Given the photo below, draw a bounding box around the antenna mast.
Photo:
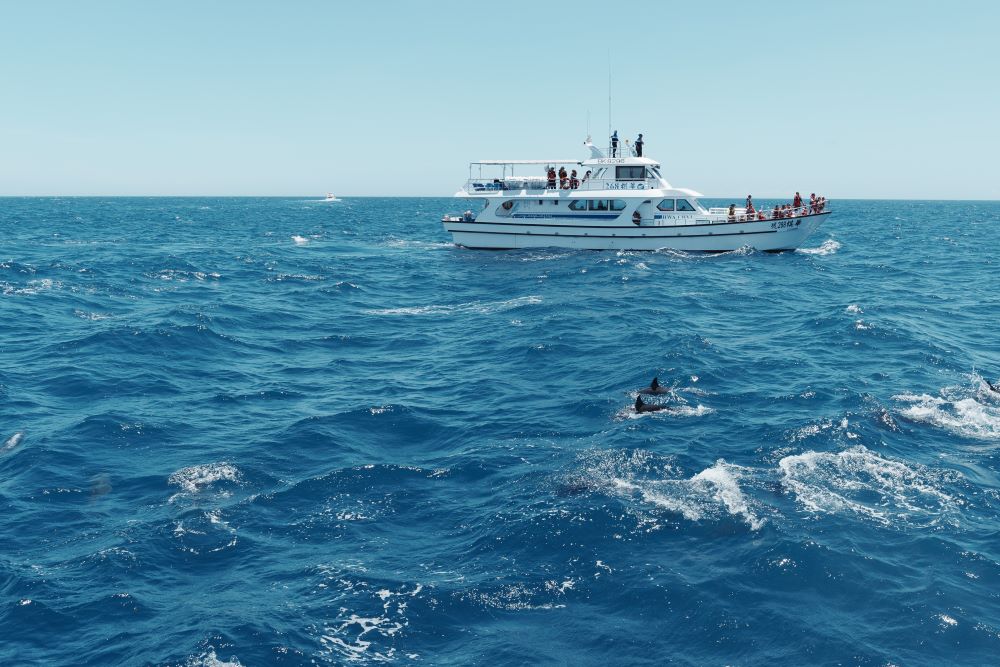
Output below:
[607,52,612,141]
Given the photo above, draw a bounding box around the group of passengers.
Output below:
[728,193,827,221]
[546,166,588,190]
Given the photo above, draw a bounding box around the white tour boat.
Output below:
[324,193,338,201]
[442,139,829,251]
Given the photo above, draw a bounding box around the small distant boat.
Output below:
[324,193,339,201]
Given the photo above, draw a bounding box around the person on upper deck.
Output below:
[570,169,579,189]
[773,205,782,219]
[611,131,619,157]
[745,195,755,215]
[547,167,557,189]
[809,193,817,213]
[793,192,802,209]
[558,166,568,188]
[635,134,644,157]
[582,170,592,183]
[728,204,736,222]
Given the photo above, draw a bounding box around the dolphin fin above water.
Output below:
[638,376,670,395]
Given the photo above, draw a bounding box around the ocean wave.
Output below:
[893,374,1000,440]
[613,460,765,530]
[576,451,764,530]
[146,269,221,282]
[184,649,243,667]
[313,567,423,664]
[172,508,238,554]
[797,239,841,255]
[366,295,541,316]
[778,445,961,526]
[168,462,241,501]
[1,278,59,296]
[463,582,568,611]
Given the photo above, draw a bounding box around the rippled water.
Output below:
[1,197,999,665]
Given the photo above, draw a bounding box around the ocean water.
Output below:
[1,196,999,666]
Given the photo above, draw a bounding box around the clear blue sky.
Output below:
[2,0,998,198]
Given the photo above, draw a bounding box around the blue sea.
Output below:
[2,197,999,666]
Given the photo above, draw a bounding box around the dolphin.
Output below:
[638,376,671,395]
[635,395,667,413]
[987,379,1000,394]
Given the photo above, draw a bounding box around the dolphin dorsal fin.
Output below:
[651,377,659,390]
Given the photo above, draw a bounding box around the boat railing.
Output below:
[606,142,639,158]
[465,177,658,193]
[705,204,825,221]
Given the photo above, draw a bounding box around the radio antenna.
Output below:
[607,51,612,141]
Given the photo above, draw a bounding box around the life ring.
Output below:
[502,200,514,211]
[632,211,642,225]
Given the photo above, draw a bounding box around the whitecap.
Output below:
[366,295,541,316]
[1,278,58,296]
[184,649,243,667]
[797,239,841,255]
[583,453,764,530]
[845,304,863,314]
[292,235,309,245]
[778,445,960,526]
[613,460,764,529]
[73,309,111,321]
[894,382,1000,441]
[2,432,23,452]
[168,462,241,500]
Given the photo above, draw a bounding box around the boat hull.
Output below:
[443,212,829,251]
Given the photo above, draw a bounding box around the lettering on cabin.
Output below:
[770,220,796,229]
[596,158,627,164]
[607,182,646,190]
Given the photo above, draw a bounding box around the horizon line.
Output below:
[2,195,1000,202]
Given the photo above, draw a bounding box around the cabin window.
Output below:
[676,199,695,211]
[657,199,675,211]
[569,200,588,211]
[588,200,609,211]
[610,200,627,211]
[615,166,646,180]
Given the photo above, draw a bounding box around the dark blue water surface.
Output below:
[1,197,999,666]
